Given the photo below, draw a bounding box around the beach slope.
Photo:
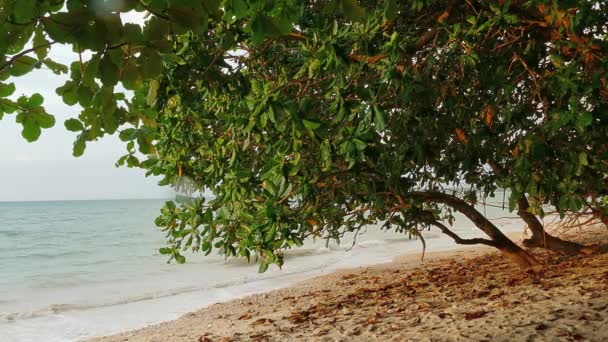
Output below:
[90,229,608,342]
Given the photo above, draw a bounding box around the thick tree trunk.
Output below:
[517,198,595,255]
[487,161,595,255]
[415,192,541,270]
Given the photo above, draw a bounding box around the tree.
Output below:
[1,0,606,271]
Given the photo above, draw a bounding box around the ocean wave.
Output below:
[11,250,86,259]
[0,232,444,324]
[283,247,333,258]
[280,235,441,257]
[0,230,20,238]
[354,239,393,248]
[352,234,440,248]
[0,260,334,323]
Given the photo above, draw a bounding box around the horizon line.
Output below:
[0,196,175,204]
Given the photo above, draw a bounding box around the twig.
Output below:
[0,41,56,72]
[430,220,497,247]
[137,0,170,20]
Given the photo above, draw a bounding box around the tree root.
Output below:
[522,234,598,255]
[517,197,598,255]
[498,246,542,272]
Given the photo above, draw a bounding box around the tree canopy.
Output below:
[1,0,607,271]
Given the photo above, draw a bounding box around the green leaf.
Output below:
[121,62,140,89]
[77,87,94,107]
[576,112,593,131]
[147,80,159,106]
[21,119,41,142]
[321,139,332,171]
[503,14,519,24]
[100,54,119,86]
[259,111,268,128]
[383,0,398,21]
[302,119,321,131]
[167,0,209,31]
[258,261,269,273]
[13,0,37,22]
[174,253,186,264]
[65,118,84,132]
[340,0,365,20]
[248,14,292,44]
[119,128,137,141]
[28,94,44,108]
[159,247,172,255]
[101,13,124,44]
[73,134,87,157]
[56,81,79,106]
[10,56,38,77]
[17,109,55,142]
[373,105,386,131]
[578,152,589,166]
[143,17,170,49]
[249,15,268,44]
[42,59,68,74]
[226,0,249,18]
[0,83,16,98]
[79,55,99,86]
[36,111,55,129]
[140,48,163,79]
[123,23,143,43]
[33,27,49,60]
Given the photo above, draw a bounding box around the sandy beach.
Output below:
[90,228,608,342]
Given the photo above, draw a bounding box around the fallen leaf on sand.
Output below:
[249,332,270,340]
[251,318,274,326]
[288,312,308,324]
[237,313,252,320]
[463,310,487,320]
[314,329,329,336]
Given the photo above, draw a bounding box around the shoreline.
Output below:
[4,221,520,342]
[89,228,608,341]
[88,247,492,342]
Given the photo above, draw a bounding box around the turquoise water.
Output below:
[0,200,167,292]
[0,198,523,341]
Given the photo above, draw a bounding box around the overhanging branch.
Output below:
[0,41,56,73]
[411,191,522,247]
[430,220,497,247]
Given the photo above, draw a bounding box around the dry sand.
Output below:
[90,228,608,342]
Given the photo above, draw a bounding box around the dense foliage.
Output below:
[2,0,607,270]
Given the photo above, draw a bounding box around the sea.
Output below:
[0,198,524,341]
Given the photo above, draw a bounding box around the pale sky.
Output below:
[0,14,173,202]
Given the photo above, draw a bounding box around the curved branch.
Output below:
[430,220,497,247]
[0,41,56,73]
[488,159,596,255]
[411,191,541,269]
[137,0,171,20]
[517,196,595,255]
[0,98,27,112]
[413,191,513,243]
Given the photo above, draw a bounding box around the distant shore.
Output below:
[89,227,608,342]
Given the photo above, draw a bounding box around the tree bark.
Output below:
[517,197,595,255]
[429,220,498,248]
[415,191,541,270]
[487,161,595,255]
